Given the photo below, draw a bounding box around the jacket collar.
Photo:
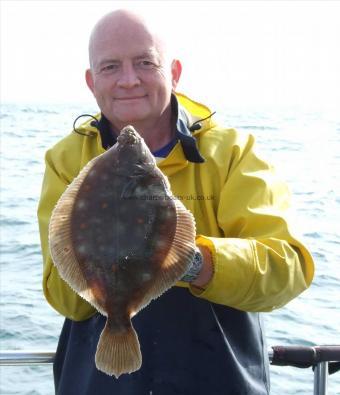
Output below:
[95,94,205,163]
[173,95,205,163]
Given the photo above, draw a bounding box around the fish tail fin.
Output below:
[95,320,142,378]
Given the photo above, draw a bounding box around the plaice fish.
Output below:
[49,125,196,377]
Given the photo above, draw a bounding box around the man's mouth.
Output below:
[114,96,146,101]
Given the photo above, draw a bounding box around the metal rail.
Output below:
[314,362,329,395]
[269,345,340,395]
[0,350,55,366]
[1,346,339,395]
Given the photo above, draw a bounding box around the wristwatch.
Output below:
[181,247,204,283]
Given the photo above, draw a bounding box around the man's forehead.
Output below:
[93,46,161,65]
[88,11,171,69]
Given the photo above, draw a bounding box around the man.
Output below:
[38,9,314,395]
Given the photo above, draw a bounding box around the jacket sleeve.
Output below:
[37,147,96,321]
[191,133,314,312]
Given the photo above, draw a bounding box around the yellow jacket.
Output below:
[37,93,314,321]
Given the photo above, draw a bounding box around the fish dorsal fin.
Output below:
[48,156,106,312]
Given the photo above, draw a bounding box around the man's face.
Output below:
[86,20,181,130]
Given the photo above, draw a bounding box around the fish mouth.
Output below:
[117,125,141,145]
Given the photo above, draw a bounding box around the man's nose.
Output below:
[117,63,141,88]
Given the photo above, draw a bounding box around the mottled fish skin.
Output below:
[71,128,177,322]
[49,125,196,377]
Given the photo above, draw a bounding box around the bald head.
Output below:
[88,10,169,70]
[85,9,182,138]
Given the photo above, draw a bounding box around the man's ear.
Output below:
[171,59,182,90]
[85,69,95,93]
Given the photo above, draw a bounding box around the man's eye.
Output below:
[137,60,156,69]
[101,64,119,73]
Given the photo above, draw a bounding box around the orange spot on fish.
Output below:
[80,223,87,229]
[101,202,108,209]
[90,281,105,304]
[136,217,144,224]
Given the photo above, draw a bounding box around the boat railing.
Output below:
[269,345,340,395]
[1,345,340,395]
[0,350,55,366]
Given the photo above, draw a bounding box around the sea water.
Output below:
[0,102,339,395]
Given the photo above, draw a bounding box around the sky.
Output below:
[1,0,340,110]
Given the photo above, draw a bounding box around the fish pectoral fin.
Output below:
[95,318,142,378]
[120,178,139,199]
